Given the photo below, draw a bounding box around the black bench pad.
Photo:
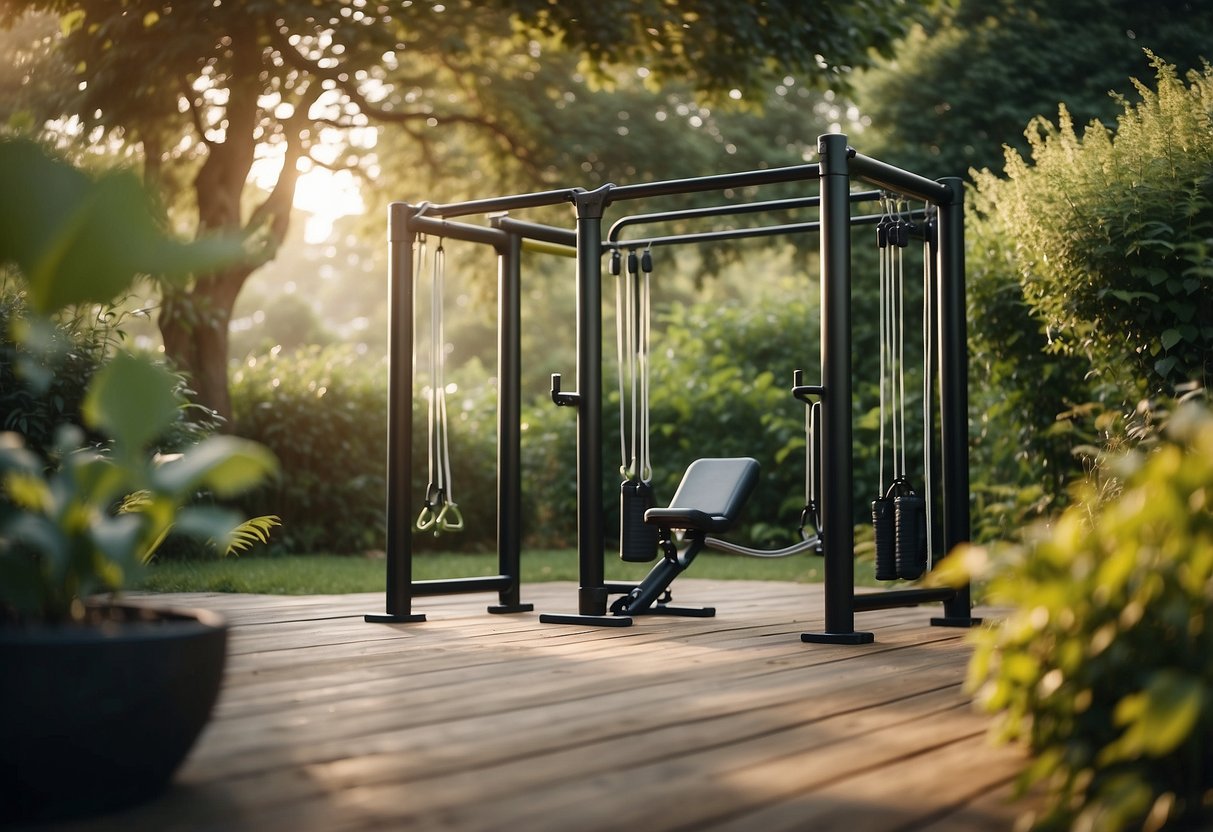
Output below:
[644,457,760,533]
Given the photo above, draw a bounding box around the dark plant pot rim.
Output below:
[0,600,229,823]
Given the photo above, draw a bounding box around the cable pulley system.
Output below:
[614,245,661,562]
[871,195,929,581]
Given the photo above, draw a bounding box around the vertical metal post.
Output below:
[539,186,630,626]
[367,202,426,623]
[489,232,534,614]
[932,177,981,627]
[923,227,945,559]
[803,134,873,644]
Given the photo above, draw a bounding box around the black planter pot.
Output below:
[0,603,228,823]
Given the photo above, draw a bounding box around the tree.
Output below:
[854,0,1213,179]
[2,0,925,421]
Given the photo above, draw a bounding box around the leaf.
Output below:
[1161,328,1182,350]
[82,352,182,452]
[149,435,278,498]
[223,515,282,555]
[1107,670,1205,759]
[60,9,85,36]
[0,140,243,315]
[172,505,244,546]
[1155,355,1178,377]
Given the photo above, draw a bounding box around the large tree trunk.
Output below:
[159,266,252,425]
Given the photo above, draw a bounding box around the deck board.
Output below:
[45,580,1032,831]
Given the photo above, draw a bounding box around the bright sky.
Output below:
[251,156,366,244]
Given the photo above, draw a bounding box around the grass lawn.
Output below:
[136,548,886,595]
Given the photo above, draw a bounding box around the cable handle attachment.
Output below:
[791,369,824,405]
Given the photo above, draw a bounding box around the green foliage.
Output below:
[2,0,925,421]
[856,0,1213,179]
[0,137,274,624]
[960,57,1213,535]
[0,288,223,475]
[972,57,1213,399]
[522,281,825,550]
[950,403,1213,830]
[0,140,237,314]
[228,344,499,554]
[506,0,926,98]
[222,515,281,555]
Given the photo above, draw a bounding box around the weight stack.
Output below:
[894,492,928,580]
[872,496,897,581]
[620,479,659,562]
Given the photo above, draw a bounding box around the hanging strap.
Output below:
[416,239,463,534]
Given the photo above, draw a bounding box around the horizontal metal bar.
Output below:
[609,163,820,204]
[409,214,510,247]
[523,239,577,258]
[427,188,578,219]
[410,575,513,596]
[608,190,882,242]
[852,587,957,612]
[612,209,920,250]
[492,216,577,248]
[850,152,953,205]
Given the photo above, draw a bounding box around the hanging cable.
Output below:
[639,245,653,483]
[618,246,659,562]
[873,197,898,581]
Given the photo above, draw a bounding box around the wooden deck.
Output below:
[53,581,1032,831]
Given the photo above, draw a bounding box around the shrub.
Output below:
[971,55,1213,402]
[228,344,498,554]
[957,402,1213,831]
[965,56,1213,534]
[1,286,219,461]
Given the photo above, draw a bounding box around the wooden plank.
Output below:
[50,582,1020,832]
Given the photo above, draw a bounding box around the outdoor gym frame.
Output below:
[365,133,978,642]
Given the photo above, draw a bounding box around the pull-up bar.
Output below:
[606,190,883,243]
[609,209,928,251]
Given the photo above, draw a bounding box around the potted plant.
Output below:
[0,138,277,823]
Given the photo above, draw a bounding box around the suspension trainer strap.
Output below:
[417,238,463,534]
[613,249,628,474]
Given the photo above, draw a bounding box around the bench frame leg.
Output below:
[609,532,715,618]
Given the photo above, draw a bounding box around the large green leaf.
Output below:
[150,435,278,498]
[0,139,243,315]
[82,352,182,452]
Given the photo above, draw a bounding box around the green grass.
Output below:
[135,548,880,595]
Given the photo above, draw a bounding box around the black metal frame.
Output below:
[365,133,979,642]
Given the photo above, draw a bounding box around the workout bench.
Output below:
[610,457,760,617]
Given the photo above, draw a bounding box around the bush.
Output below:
[1,286,219,459]
[957,401,1213,831]
[965,56,1213,534]
[229,344,498,554]
[971,55,1213,402]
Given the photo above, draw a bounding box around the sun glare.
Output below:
[293,167,366,243]
[251,156,366,244]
